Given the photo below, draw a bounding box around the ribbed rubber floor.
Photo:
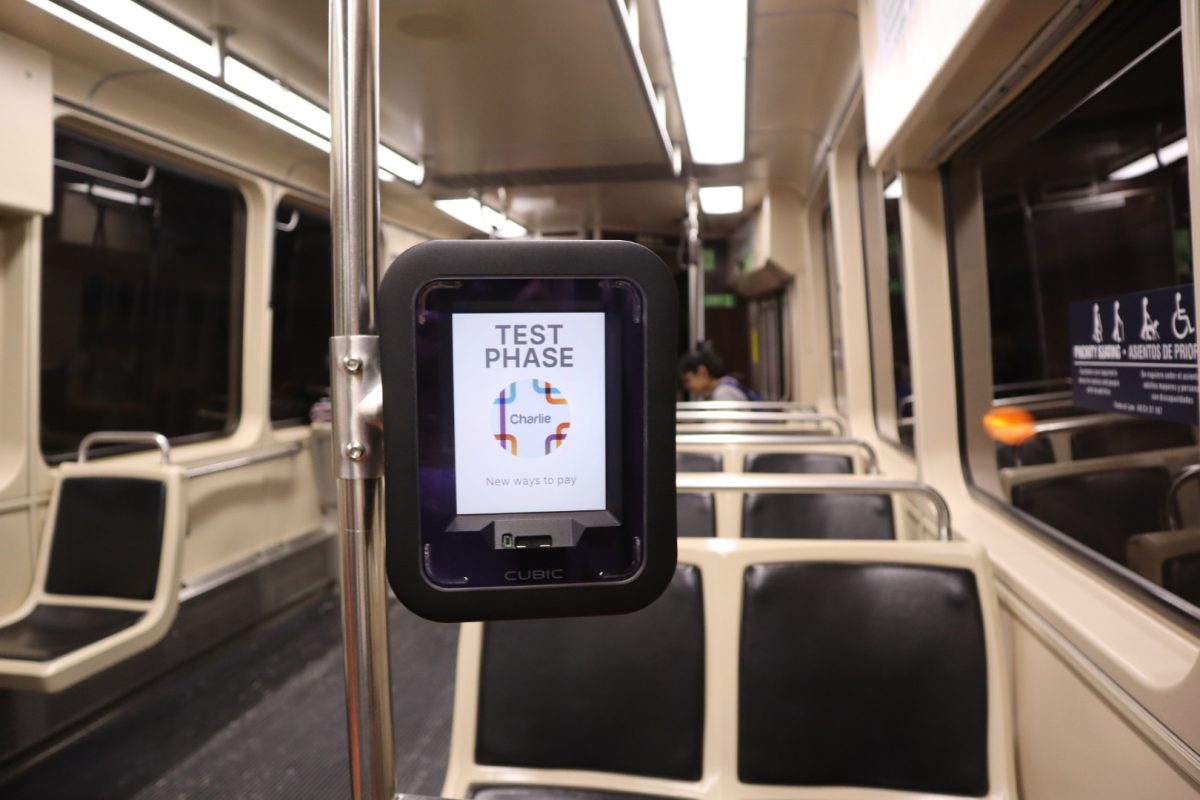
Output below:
[0,592,458,799]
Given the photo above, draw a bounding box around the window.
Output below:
[41,129,245,459]
[271,201,332,425]
[748,293,788,400]
[859,152,916,451]
[948,0,1198,616]
[820,204,847,414]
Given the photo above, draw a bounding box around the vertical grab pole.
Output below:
[328,1,395,800]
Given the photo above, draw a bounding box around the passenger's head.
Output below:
[678,347,726,396]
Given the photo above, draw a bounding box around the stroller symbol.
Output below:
[1172,291,1195,339]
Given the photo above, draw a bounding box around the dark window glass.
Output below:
[270,202,332,424]
[41,129,245,458]
[882,173,914,449]
[949,0,1197,616]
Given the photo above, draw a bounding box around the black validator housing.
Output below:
[378,240,678,622]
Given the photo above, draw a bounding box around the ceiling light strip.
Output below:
[658,0,748,165]
[26,0,423,184]
[435,198,528,238]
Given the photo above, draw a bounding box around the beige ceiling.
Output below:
[6,0,863,240]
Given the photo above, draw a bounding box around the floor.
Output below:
[0,591,459,799]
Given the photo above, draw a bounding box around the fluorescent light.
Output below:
[25,0,425,186]
[1108,137,1188,181]
[659,0,748,165]
[1159,137,1188,166]
[72,0,219,76]
[435,198,527,238]
[378,146,425,185]
[883,178,902,200]
[698,185,743,215]
[223,58,331,137]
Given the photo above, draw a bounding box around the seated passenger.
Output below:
[678,346,760,401]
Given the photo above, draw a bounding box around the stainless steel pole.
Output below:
[328,1,395,799]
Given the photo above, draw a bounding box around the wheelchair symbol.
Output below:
[1172,291,1195,339]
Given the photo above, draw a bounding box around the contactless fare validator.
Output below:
[379,240,677,622]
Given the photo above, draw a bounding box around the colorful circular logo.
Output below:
[491,379,571,458]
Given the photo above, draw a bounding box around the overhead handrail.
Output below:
[1167,464,1200,529]
[79,431,171,465]
[676,433,879,474]
[676,400,817,413]
[675,473,952,541]
[54,158,156,190]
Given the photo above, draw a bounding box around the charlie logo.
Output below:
[492,378,571,458]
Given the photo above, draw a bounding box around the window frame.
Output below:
[942,2,1200,628]
[819,202,848,416]
[857,146,916,455]
[39,120,250,464]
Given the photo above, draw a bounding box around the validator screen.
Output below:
[451,312,607,515]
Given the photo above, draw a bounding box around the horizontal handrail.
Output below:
[184,444,304,478]
[1168,464,1200,529]
[992,390,1074,408]
[675,473,951,541]
[55,158,156,190]
[677,410,846,434]
[79,431,171,465]
[677,401,817,413]
[676,434,879,474]
[676,419,845,437]
[1033,412,1132,435]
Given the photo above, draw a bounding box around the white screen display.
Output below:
[452,312,607,515]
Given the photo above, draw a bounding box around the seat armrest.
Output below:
[1126,529,1200,585]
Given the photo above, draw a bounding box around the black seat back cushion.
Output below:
[739,562,988,795]
[45,477,167,600]
[1011,467,1170,566]
[676,452,722,472]
[1070,419,1196,460]
[743,493,895,539]
[476,565,704,780]
[676,493,715,537]
[1163,551,1200,608]
[470,787,672,800]
[743,452,852,474]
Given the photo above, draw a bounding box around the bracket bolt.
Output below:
[342,355,363,374]
[345,441,367,461]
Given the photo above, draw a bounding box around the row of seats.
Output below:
[676,450,896,541]
[445,539,1014,800]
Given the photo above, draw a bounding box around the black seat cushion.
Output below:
[744,452,852,474]
[1164,551,1200,608]
[477,565,704,780]
[1011,467,1170,566]
[0,605,144,661]
[676,452,722,472]
[45,477,167,600]
[739,562,988,795]
[1070,420,1196,460]
[471,787,674,800]
[743,494,895,539]
[676,493,715,537]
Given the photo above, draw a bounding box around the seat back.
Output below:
[743,452,852,474]
[676,493,716,537]
[738,557,989,794]
[1011,466,1170,565]
[474,565,705,781]
[44,476,169,600]
[676,452,722,472]
[742,493,895,539]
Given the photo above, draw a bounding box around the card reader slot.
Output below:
[514,535,553,549]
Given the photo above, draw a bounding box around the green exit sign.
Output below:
[704,293,737,308]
